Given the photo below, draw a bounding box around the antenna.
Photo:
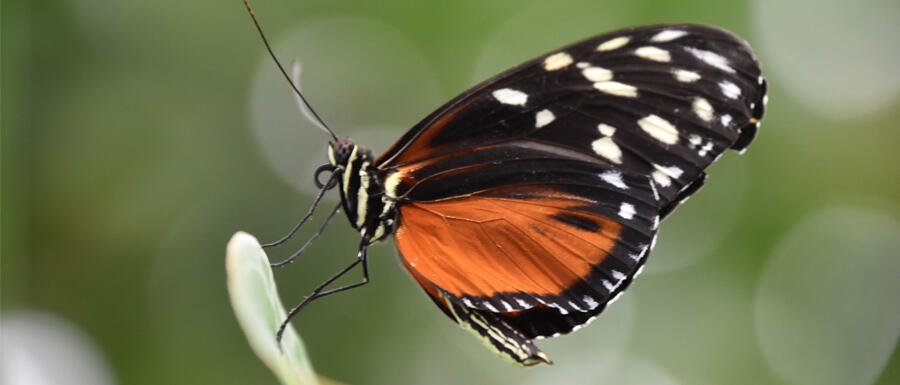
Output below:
[290,61,333,135]
[242,0,339,141]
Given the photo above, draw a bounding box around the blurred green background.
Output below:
[3,0,899,384]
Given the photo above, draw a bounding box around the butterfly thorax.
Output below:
[328,138,396,243]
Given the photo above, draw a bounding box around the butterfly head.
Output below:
[326,138,372,184]
[327,138,355,169]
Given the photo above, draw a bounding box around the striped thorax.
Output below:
[329,138,396,243]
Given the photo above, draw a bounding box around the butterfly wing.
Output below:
[394,182,655,365]
[377,24,766,212]
[401,252,552,366]
[381,24,767,364]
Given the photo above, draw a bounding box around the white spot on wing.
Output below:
[550,303,569,315]
[581,66,613,82]
[635,46,671,62]
[693,97,714,122]
[673,68,701,82]
[648,178,660,201]
[483,302,499,312]
[719,80,742,99]
[500,300,513,311]
[597,36,630,51]
[568,301,583,311]
[583,296,599,310]
[689,134,702,148]
[594,81,638,97]
[651,29,688,42]
[618,202,636,219]
[638,114,679,144]
[492,88,528,106]
[684,46,735,73]
[515,298,529,307]
[462,298,474,307]
[720,114,733,126]
[592,137,622,163]
[535,109,555,128]
[652,170,672,187]
[629,244,649,261]
[599,170,629,189]
[543,52,574,71]
[654,163,684,179]
[602,280,615,291]
[592,123,622,163]
[598,123,616,137]
[699,142,714,157]
[611,270,626,281]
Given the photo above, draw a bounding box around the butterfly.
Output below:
[244,1,767,367]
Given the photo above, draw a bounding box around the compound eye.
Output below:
[330,138,357,165]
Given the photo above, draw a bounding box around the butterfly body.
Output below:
[328,139,395,243]
[302,23,767,366]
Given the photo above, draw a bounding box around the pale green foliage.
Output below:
[226,232,320,385]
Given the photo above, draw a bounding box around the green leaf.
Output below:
[226,231,320,385]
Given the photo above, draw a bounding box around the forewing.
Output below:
[377,24,767,213]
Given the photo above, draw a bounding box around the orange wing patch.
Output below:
[376,98,476,167]
[395,191,623,312]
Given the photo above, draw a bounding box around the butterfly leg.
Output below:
[263,170,340,250]
[276,239,371,345]
[270,202,342,267]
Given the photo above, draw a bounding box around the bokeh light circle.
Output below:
[753,0,900,118]
[472,0,633,83]
[1,311,115,385]
[755,205,900,385]
[607,356,681,385]
[249,17,441,197]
